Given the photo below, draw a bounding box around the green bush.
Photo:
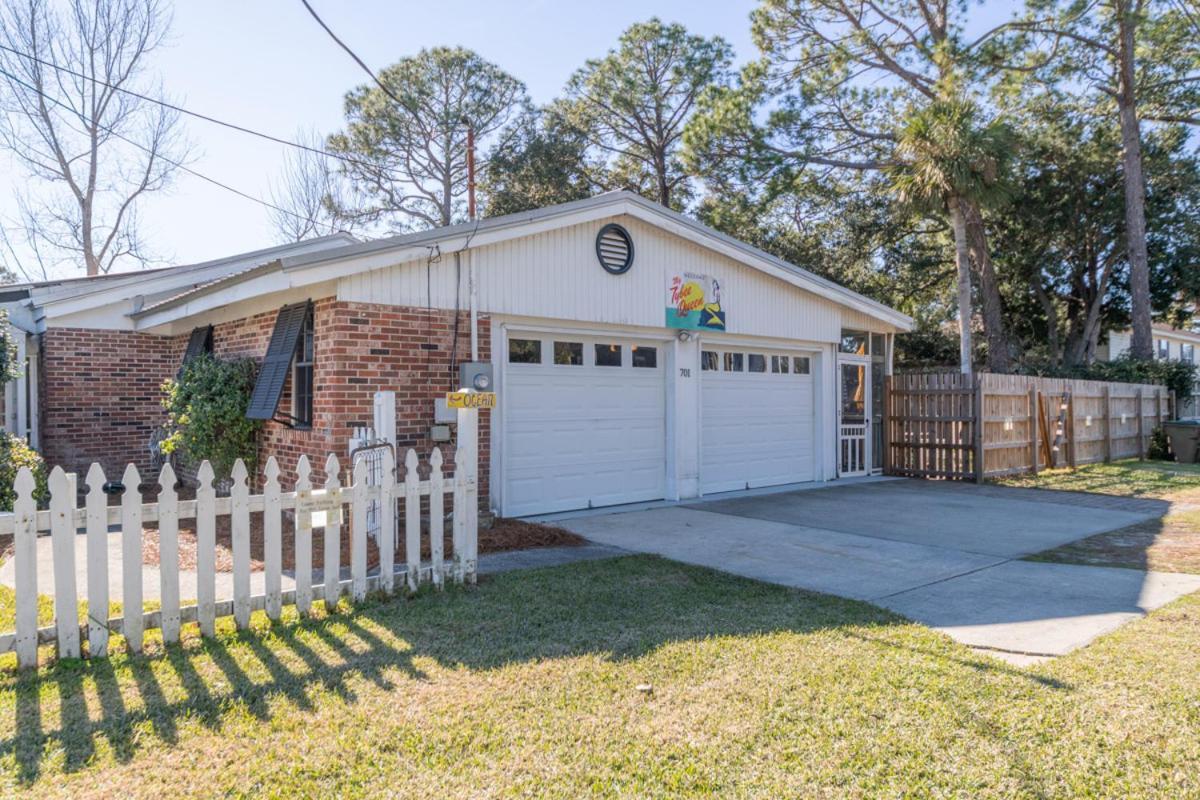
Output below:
[1147,426,1173,461]
[160,354,262,480]
[0,308,23,385]
[1020,354,1198,401]
[0,432,48,511]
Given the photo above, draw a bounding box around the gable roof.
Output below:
[5,233,357,332]
[131,192,912,331]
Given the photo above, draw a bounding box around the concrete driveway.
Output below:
[554,479,1200,663]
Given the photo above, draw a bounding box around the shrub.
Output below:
[0,432,48,511]
[1147,426,1173,461]
[1020,353,1198,401]
[0,308,23,385]
[160,354,262,480]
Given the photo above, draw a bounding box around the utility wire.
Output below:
[297,0,417,114]
[0,41,379,172]
[0,65,336,231]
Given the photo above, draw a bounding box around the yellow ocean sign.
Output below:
[446,391,497,409]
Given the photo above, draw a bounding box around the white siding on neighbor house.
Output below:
[338,216,895,343]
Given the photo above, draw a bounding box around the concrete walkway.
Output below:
[0,529,627,604]
[555,479,1200,664]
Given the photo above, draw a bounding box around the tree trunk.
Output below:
[1116,4,1153,360]
[655,148,670,208]
[963,201,1011,372]
[1032,276,1062,364]
[947,196,974,374]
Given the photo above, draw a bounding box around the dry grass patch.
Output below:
[1027,511,1200,574]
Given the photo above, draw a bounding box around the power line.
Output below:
[0,41,378,172]
[0,65,336,232]
[297,0,417,114]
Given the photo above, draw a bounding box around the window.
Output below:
[701,351,719,371]
[1157,339,1170,360]
[871,333,886,360]
[595,343,622,366]
[292,308,314,428]
[771,355,789,374]
[793,356,811,375]
[748,354,766,373]
[1184,344,1196,364]
[509,339,541,364]
[554,341,582,365]
[631,345,657,368]
[724,352,743,372]
[839,330,868,355]
[247,301,312,424]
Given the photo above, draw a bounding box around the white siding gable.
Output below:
[338,216,891,342]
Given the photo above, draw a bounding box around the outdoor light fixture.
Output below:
[677,330,692,343]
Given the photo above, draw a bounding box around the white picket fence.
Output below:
[0,445,478,669]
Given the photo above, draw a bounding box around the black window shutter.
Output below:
[246,301,311,421]
[181,325,213,366]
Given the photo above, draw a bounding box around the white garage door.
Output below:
[503,333,667,516]
[701,349,816,494]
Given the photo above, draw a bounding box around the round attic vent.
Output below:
[595,223,634,274]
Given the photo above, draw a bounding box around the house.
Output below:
[0,191,912,517]
[1099,323,1200,418]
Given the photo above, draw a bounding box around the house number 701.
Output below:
[679,368,691,378]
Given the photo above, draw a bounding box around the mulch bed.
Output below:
[139,514,586,572]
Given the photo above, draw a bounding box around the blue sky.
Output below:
[3,0,1020,278]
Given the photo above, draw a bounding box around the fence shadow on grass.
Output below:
[0,554,1075,785]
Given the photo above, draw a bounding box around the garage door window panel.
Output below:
[748,354,766,373]
[632,346,657,368]
[509,339,542,364]
[554,341,583,366]
[724,352,743,372]
[793,356,810,375]
[595,344,622,366]
[771,355,789,374]
[701,351,718,371]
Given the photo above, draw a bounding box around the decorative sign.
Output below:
[446,391,497,410]
[666,272,725,331]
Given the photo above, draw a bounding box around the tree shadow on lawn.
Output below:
[0,554,1072,785]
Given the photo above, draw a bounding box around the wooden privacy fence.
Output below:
[0,446,478,670]
[886,372,1171,481]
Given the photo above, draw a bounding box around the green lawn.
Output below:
[998,458,1200,499]
[2,555,1199,798]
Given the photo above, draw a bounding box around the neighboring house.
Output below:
[0,191,911,518]
[1098,323,1200,418]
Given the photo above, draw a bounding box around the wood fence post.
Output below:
[1169,390,1177,422]
[1102,385,1112,463]
[973,377,985,483]
[1136,389,1145,459]
[883,375,892,474]
[1029,386,1039,475]
[1067,392,1077,469]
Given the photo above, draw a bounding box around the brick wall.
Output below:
[36,300,492,506]
[210,300,491,503]
[39,327,185,477]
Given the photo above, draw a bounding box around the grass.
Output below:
[998,458,1200,499]
[999,459,1200,575]
[2,555,1200,798]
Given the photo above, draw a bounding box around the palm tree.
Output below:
[892,99,1013,375]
